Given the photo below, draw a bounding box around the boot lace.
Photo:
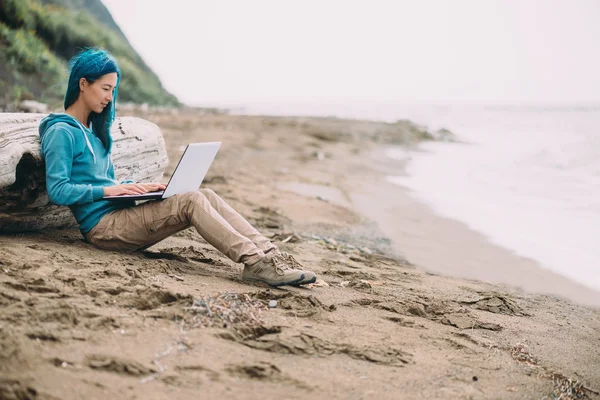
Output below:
[271,255,290,275]
[281,252,305,270]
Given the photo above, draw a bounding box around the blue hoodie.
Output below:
[39,113,135,234]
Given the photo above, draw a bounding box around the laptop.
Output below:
[103,142,221,201]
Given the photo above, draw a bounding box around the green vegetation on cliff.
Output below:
[0,0,179,108]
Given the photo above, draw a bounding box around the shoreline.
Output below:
[346,145,600,308]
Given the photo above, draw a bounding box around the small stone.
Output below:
[268,300,278,308]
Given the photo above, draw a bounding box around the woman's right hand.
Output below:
[103,183,165,196]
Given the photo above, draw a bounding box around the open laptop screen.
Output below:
[103,142,221,201]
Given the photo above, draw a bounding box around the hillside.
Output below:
[0,0,179,109]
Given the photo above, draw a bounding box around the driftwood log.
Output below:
[0,113,168,233]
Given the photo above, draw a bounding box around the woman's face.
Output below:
[80,73,118,114]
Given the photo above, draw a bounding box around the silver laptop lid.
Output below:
[162,142,221,198]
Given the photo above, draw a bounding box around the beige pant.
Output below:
[85,189,276,265]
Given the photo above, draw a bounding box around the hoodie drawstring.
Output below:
[73,120,97,165]
[82,133,97,165]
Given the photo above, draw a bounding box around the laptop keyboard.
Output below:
[104,191,164,199]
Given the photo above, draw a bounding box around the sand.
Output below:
[0,111,598,400]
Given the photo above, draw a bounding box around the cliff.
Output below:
[0,0,179,109]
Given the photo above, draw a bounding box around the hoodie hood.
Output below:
[39,113,97,164]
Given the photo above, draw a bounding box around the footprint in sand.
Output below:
[3,278,60,294]
[161,364,220,387]
[251,290,336,318]
[226,362,310,390]
[124,288,191,311]
[86,354,156,376]
[217,326,412,367]
[459,292,530,317]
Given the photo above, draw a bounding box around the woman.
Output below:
[39,48,316,287]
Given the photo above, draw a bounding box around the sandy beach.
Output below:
[1,110,599,399]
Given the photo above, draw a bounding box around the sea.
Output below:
[237,102,600,292]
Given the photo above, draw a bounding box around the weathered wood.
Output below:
[0,113,168,233]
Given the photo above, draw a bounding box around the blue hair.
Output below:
[64,48,120,153]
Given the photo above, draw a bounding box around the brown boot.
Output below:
[242,256,310,287]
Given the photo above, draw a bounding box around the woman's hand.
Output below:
[139,183,166,192]
[104,183,166,196]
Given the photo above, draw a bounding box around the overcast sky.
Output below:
[102,0,600,106]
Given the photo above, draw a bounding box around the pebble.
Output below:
[268,300,278,308]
